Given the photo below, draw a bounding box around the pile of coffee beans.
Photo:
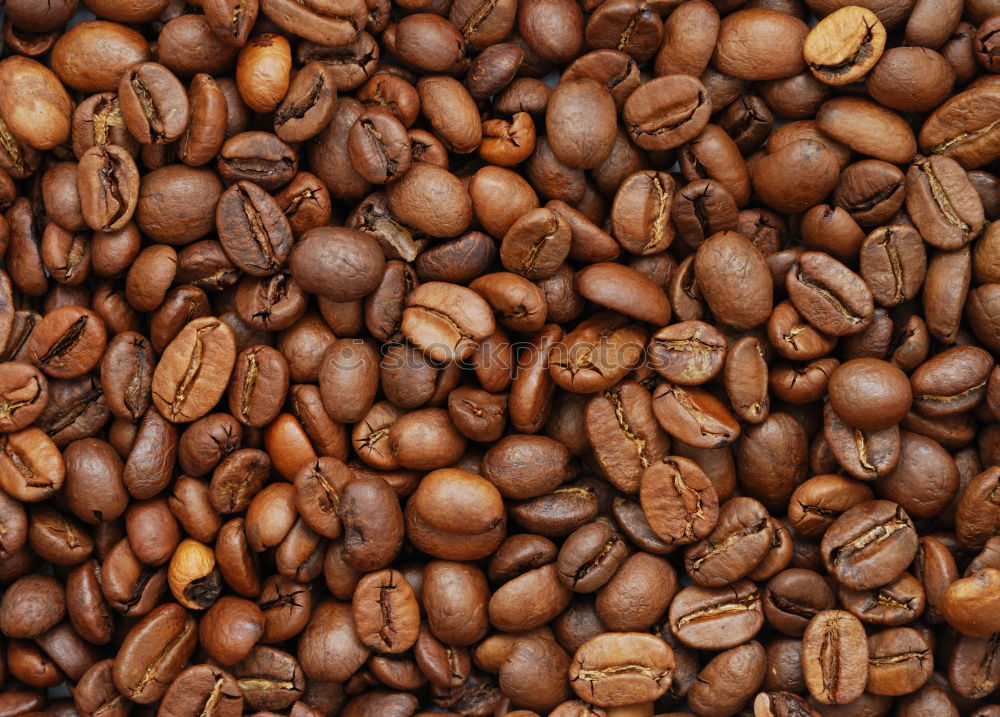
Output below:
[1,0,1000,714]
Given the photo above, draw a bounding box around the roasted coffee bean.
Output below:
[6,1,1000,714]
[651,381,740,449]
[838,570,926,627]
[788,251,874,337]
[584,381,670,494]
[803,6,886,86]
[351,569,420,653]
[905,154,985,250]
[821,500,919,590]
[159,664,243,717]
[153,317,237,424]
[119,63,190,144]
[684,497,773,586]
[802,610,869,705]
[113,603,198,703]
[216,181,293,277]
[567,632,674,707]
[623,75,711,152]
[669,580,764,650]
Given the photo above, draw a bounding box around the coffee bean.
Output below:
[623,75,711,151]
[152,317,237,424]
[905,154,985,250]
[216,181,293,277]
[920,84,1000,168]
[113,603,198,703]
[669,580,764,650]
[568,632,674,707]
[838,570,926,627]
[119,63,190,144]
[5,2,1000,714]
[803,6,886,86]
[159,664,243,717]
[821,500,919,590]
[802,610,869,705]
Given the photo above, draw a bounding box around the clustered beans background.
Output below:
[3,0,1000,716]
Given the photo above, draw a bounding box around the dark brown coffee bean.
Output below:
[159,664,243,717]
[75,660,130,717]
[218,132,297,192]
[339,477,403,572]
[232,645,305,711]
[787,251,874,337]
[216,181,293,277]
[838,570,926,627]
[113,603,198,703]
[348,109,412,185]
[274,62,337,143]
[556,521,627,593]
